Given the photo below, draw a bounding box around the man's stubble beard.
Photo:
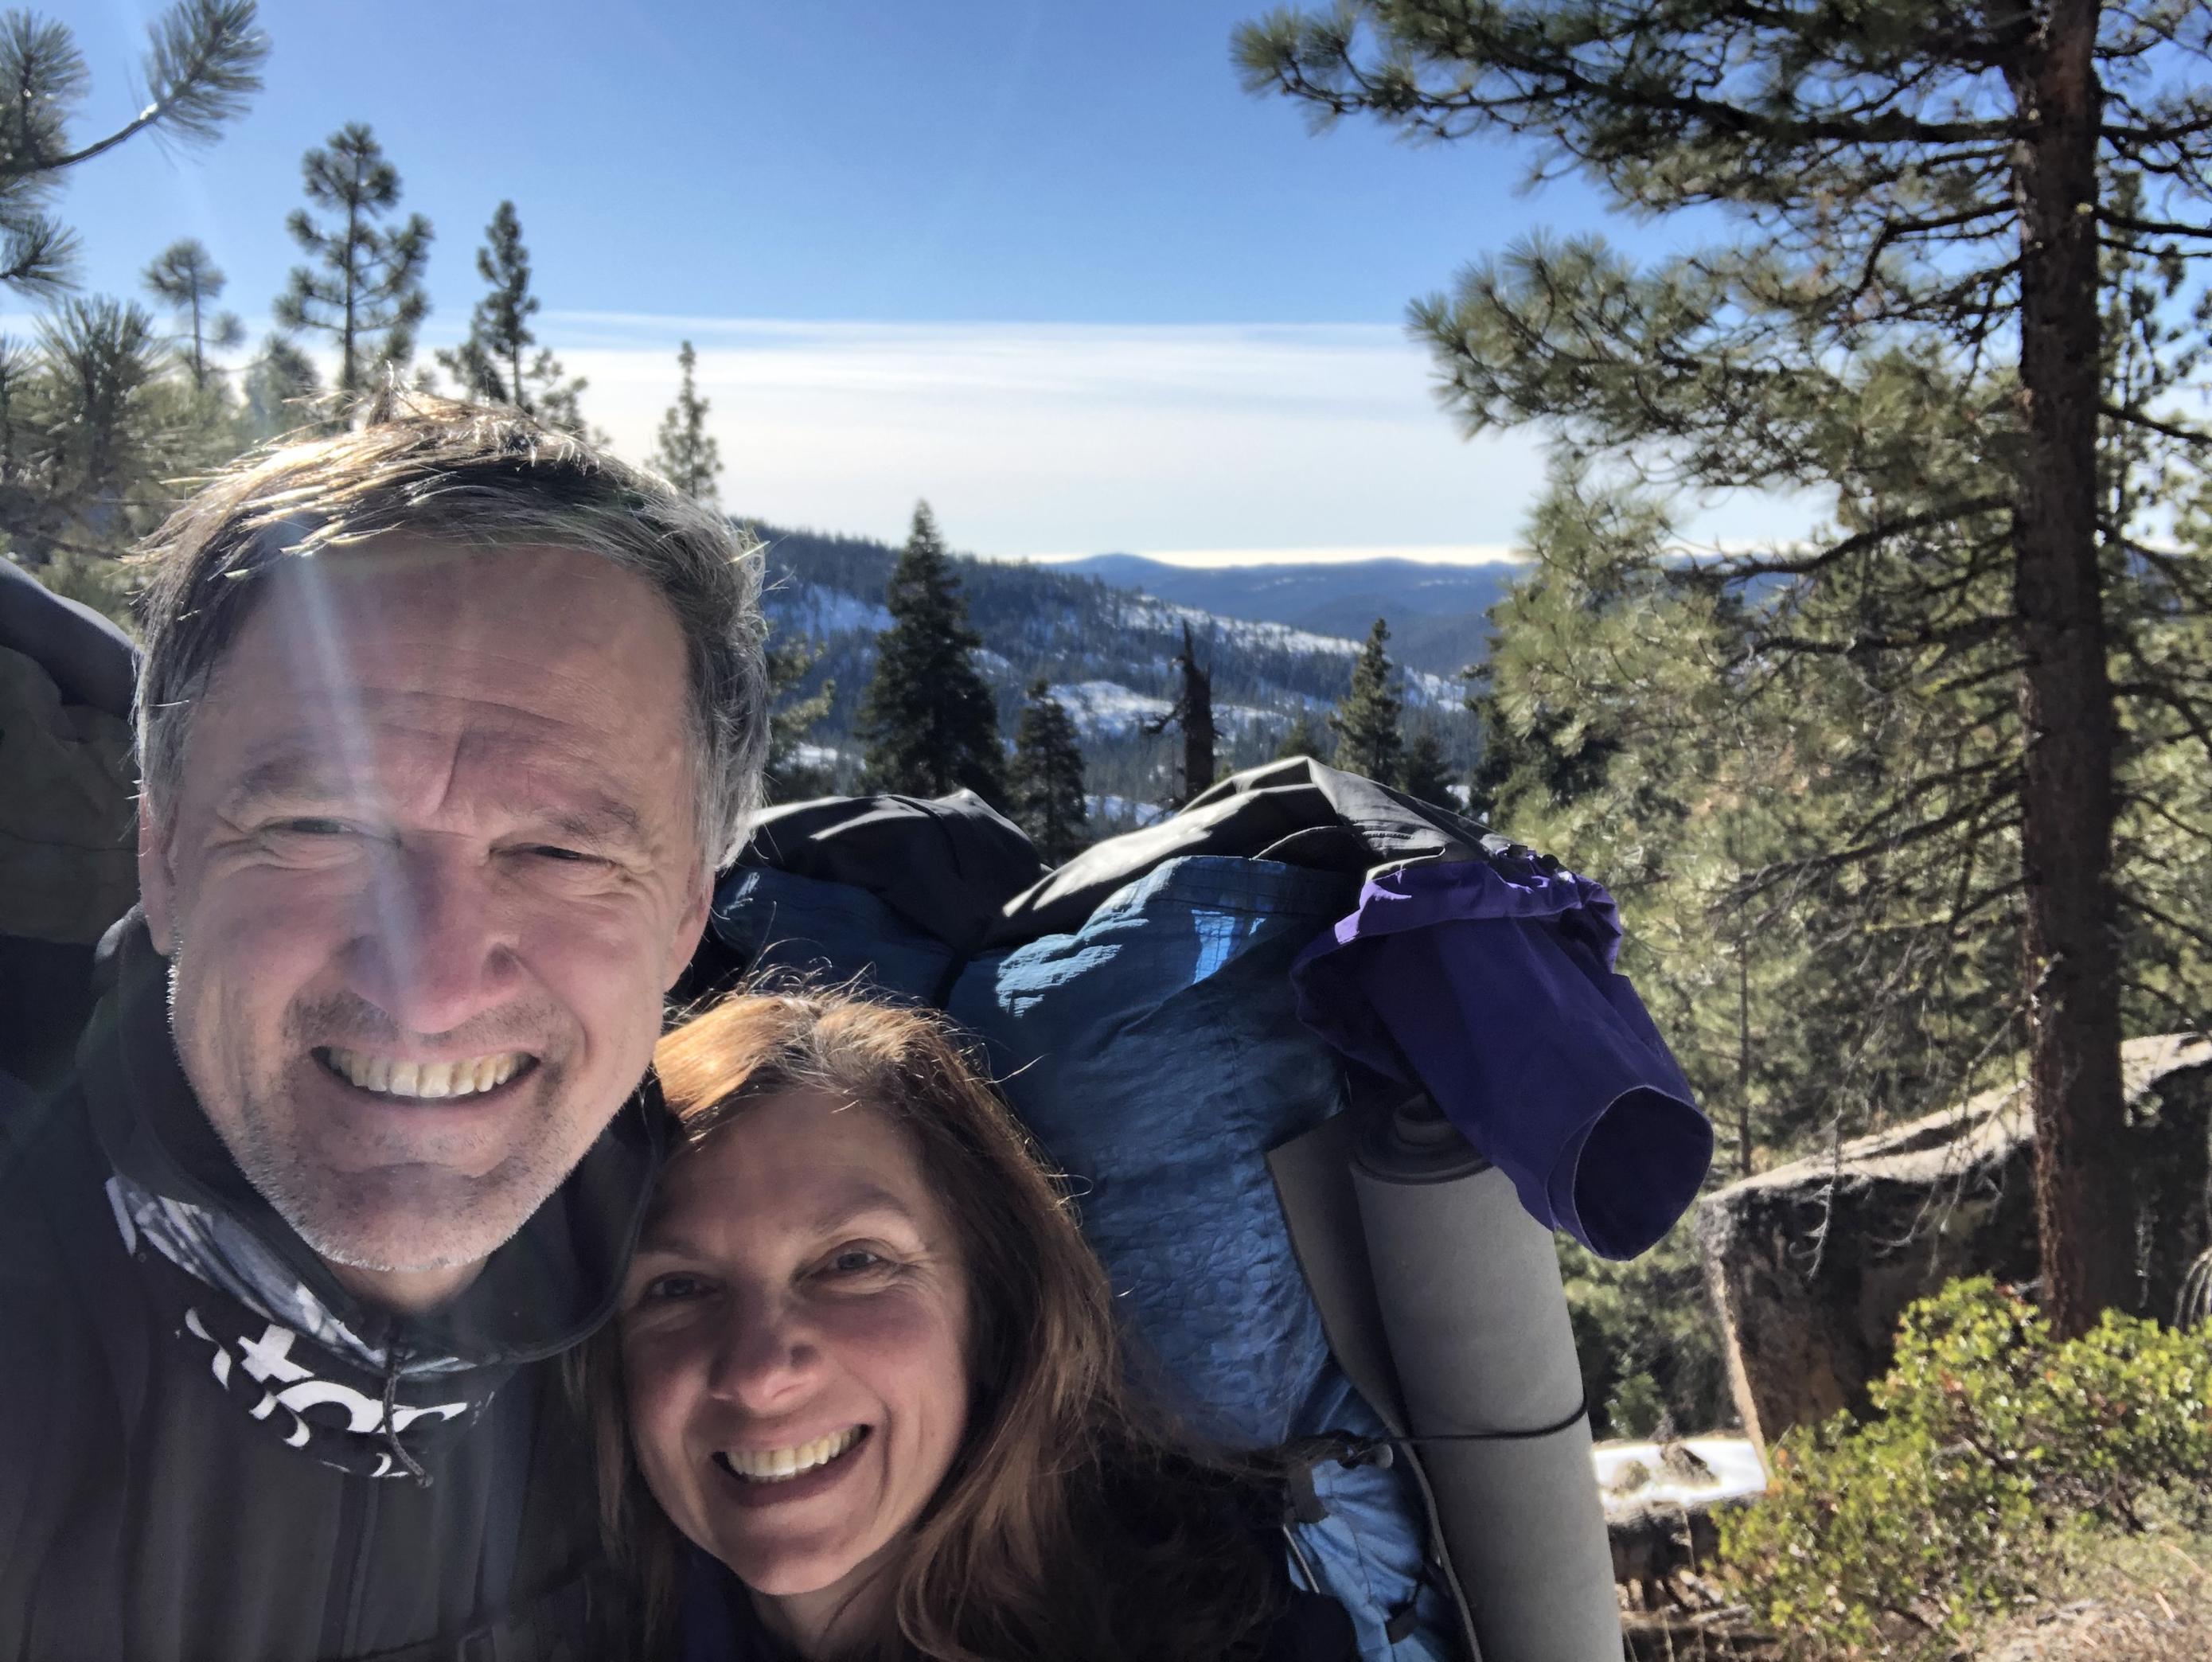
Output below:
[166,927,583,1278]
[227,1083,568,1276]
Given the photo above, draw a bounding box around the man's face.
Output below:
[140,540,712,1309]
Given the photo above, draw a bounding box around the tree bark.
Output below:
[2008,0,2130,1338]
[1180,622,1216,799]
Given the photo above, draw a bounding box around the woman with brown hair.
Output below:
[579,988,1357,1662]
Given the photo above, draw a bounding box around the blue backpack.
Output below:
[701,762,1710,1660]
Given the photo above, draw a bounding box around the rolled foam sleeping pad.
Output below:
[1352,1123,1625,1662]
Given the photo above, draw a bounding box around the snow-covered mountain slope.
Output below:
[750,521,1475,817]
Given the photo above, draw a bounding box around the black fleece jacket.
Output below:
[0,915,665,1661]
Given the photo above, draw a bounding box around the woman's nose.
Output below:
[704,1293,821,1410]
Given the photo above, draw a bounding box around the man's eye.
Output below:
[275,817,353,837]
[523,845,604,865]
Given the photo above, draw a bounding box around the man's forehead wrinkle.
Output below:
[256,636,652,749]
[219,747,345,813]
[244,544,689,727]
[449,727,664,852]
[222,723,669,851]
[186,539,700,865]
[223,685,648,778]
[302,535,671,622]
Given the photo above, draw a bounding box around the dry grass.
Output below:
[1613,1519,2212,1661]
[1973,1527,2212,1662]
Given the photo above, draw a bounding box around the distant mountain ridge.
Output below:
[1051,553,1521,676]
[750,521,1484,823]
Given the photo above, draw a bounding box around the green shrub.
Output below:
[1559,1225,1729,1439]
[1718,1278,2212,1658]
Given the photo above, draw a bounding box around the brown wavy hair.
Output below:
[574,988,1291,1662]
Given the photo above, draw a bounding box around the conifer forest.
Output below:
[14,2,2212,1653]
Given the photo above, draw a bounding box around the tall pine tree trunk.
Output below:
[342,189,362,396]
[1182,624,1216,799]
[2010,0,2129,1338]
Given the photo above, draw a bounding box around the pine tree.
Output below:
[238,332,320,437]
[1329,617,1404,786]
[142,238,241,392]
[1400,721,1457,813]
[763,634,836,804]
[1,295,243,587]
[1237,0,2212,1335]
[273,123,432,397]
[1141,619,1217,806]
[0,298,162,565]
[0,2,267,298]
[857,502,1006,806]
[650,340,722,505]
[436,201,589,431]
[1274,711,1328,763]
[1011,679,1090,865]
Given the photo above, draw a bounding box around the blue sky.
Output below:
[57,0,1810,560]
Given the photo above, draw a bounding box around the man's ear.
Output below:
[138,795,180,955]
[663,864,714,992]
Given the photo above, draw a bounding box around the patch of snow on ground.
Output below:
[1051,681,1174,735]
[1086,794,1169,828]
[763,584,893,638]
[1403,669,1460,707]
[1214,614,1363,658]
[1117,596,1363,659]
[1115,596,1461,699]
[1592,1438,1766,1513]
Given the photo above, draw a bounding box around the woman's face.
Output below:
[619,1089,971,1609]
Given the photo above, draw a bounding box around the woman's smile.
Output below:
[713,1425,873,1508]
[618,1087,969,1613]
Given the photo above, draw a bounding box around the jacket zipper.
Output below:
[340,1466,384,1654]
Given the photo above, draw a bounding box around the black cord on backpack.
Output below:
[1285,1391,1592,1487]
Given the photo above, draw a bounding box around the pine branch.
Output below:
[1242,19,2015,150]
[1681,495,2013,584]
[2113,678,2212,767]
[44,1,265,170]
[0,214,74,295]
[2097,208,2212,242]
[2116,787,2212,849]
[2102,114,2212,146]
[2116,893,2212,958]
[1732,784,2020,899]
[2100,401,2212,449]
[1742,614,2017,661]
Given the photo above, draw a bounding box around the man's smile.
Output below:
[314,1046,538,1099]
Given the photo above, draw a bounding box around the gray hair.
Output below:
[134,390,768,868]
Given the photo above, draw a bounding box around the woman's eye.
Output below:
[826,1248,888,1277]
[274,817,353,837]
[638,1271,711,1303]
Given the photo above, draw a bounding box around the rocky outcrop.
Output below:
[1697,1036,2212,1455]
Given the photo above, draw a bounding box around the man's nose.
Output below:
[346,842,521,1036]
[705,1292,822,1413]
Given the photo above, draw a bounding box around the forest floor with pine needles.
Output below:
[1617,1522,2212,1661]
[1973,1526,2212,1662]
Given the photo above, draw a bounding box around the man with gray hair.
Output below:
[0,393,767,1660]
